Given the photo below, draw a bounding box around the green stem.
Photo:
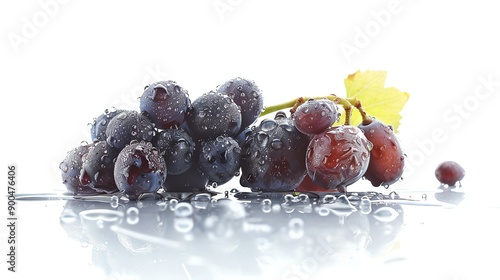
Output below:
[259,94,369,126]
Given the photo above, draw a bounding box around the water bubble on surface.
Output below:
[169,199,179,211]
[126,207,140,225]
[372,206,400,223]
[191,193,211,209]
[328,195,357,218]
[261,199,272,213]
[110,195,119,208]
[359,196,372,214]
[174,202,194,217]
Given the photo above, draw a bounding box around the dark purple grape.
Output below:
[292,98,338,135]
[240,112,309,191]
[199,136,241,185]
[358,119,405,187]
[139,81,191,129]
[90,108,126,142]
[79,140,119,193]
[114,141,166,199]
[217,77,263,130]
[153,128,195,175]
[106,110,155,149]
[435,161,465,186]
[306,125,372,191]
[186,92,241,141]
[59,143,102,195]
[162,163,208,192]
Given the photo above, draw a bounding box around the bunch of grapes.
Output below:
[60,76,407,200]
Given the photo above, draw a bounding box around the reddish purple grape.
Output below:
[358,119,405,187]
[306,125,371,191]
[293,98,338,135]
[435,161,465,186]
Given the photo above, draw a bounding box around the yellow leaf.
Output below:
[342,70,410,133]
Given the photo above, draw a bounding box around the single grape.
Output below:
[217,77,263,130]
[90,107,126,142]
[153,128,195,175]
[306,125,372,191]
[240,112,310,192]
[199,136,241,185]
[358,119,405,187]
[79,140,119,193]
[60,143,102,195]
[139,81,191,129]
[293,98,339,135]
[186,92,242,141]
[114,141,167,199]
[435,161,465,186]
[162,163,209,192]
[106,110,155,149]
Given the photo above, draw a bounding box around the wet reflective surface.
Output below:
[13,186,500,280]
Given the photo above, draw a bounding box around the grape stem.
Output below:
[260,95,373,125]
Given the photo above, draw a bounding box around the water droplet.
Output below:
[191,193,211,209]
[271,139,283,149]
[256,132,269,147]
[174,202,193,217]
[260,119,278,131]
[359,196,372,214]
[372,206,399,223]
[110,195,119,208]
[59,162,68,173]
[126,207,140,225]
[261,199,272,213]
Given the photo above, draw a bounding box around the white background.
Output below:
[1,1,500,279]
[1,0,499,194]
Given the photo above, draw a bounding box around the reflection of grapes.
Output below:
[435,161,465,186]
[306,125,371,191]
[358,119,404,187]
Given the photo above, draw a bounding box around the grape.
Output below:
[114,141,167,199]
[162,163,209,192]
[240,112,310,191]
[90,108,127,142]
[153,128,195,175]
[292,98,339,135]
[217,77,264,130]
[306,125,372,191]
[106,110,155,149]
[358,119,405,187]
[59,143,102,195]
[199,136,241,185]
[186,92,242,141]
[139,81,191,129]
[435,161,465,186]
[79,140,119,193]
